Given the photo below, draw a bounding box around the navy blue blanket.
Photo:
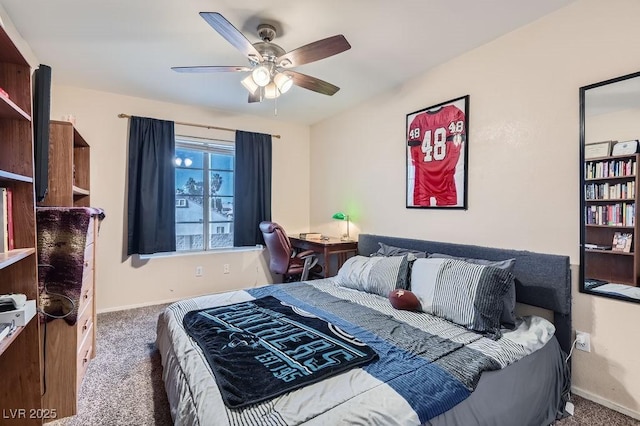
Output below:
[183,295,378,408]
[247,283,503,422]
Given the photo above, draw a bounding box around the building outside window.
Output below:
[174,138,234,251]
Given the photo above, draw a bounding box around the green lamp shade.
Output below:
[332,212,351,241]
[332,212,348,221]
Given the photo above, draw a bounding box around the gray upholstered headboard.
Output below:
[358,234,572,354]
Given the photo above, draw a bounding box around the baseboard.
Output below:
[97,296,186,313]
[571,386,640,421]
[95,285,265,314]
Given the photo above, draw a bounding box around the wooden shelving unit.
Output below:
[584,153,640,286]
[0,25,43,424]
[36,120,96,420]
[38,120,90,207]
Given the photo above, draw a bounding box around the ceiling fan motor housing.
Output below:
[257,24,276,42]
[252,41,285,64]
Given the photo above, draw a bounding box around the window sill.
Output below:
[138,245,263,260]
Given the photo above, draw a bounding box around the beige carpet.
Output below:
[48,304,173,426]
[48,303,639,425]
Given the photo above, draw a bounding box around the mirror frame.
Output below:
[579,70,640,304]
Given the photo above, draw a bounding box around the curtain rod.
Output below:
[117,113,281,139]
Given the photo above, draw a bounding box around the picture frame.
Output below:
[612,231,633,253]
[584,140,612,159]
[611,139,639,156]
[406,95,469,209]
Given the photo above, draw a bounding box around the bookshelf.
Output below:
[584,153,640,286]
[36,121,96,419]
[38,120,90,207]
[0,25,43,423]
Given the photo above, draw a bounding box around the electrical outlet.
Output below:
[223,264,230,274]
[575,331,591,352]
[195,266,203,277]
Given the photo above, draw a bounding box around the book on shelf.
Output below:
[5,187,13,250]
[584,243,612,250]
[612,231,633,253]
[0,187,11,253]
[299,232,323,240]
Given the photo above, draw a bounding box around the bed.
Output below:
[157,234,571,425]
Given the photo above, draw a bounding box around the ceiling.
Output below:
[0,0,576,125]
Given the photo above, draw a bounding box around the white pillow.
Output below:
[336,255,409,296]
[409,258,448,312]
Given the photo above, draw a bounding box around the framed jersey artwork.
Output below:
[406,95,469,209]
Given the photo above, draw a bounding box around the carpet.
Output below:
[47,304,172,426]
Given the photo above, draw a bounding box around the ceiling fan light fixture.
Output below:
[241,74,260,94]
[264,82,281,99]
[274,72,293,94]
[252,65,271,87]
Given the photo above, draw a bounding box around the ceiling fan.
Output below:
[172,12,351,103]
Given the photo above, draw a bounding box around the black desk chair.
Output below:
[259,221,321,282]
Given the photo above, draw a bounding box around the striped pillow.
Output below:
[411,258,513,339]
[428,253,517,328]
[335,255,409,296]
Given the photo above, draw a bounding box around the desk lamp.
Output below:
[332,212,350,241]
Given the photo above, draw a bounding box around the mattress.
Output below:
[157,279,568,426]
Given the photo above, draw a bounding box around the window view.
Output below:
[175,139,234,251]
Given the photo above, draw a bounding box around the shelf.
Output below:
[0,248,36,270]
[585,249,634,256]
[588,276,635,286]
[586,224,634,229]
[0,28,29,66]
[585,198,635,202]
[0,94,30,121]
[0,169,33,184]
[0,325,25,357]
[586,153,638,162]
[585,175,636,182]
[73,186,90,196]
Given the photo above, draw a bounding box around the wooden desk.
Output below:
[289,236,358,278]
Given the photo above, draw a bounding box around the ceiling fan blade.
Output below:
[277,35,351,68]
[171,66,250,73]
[285,70,340,96]
[200,12,264,63]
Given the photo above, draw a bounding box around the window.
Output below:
[175,138,234,251]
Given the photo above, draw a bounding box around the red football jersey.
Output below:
[407,105,465,206]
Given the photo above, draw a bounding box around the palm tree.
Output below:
[211,173,223,194]
[183,177,198,194]
[211,173,223,212]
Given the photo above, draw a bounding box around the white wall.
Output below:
[310,0,640,418]
[49,86,312,311]
[587,108,640,144]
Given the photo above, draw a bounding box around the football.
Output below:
[388,289,421,311]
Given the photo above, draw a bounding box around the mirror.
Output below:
[580,70,640,303]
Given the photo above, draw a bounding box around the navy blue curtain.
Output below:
[234,130,272,246]
[127,116,176,255]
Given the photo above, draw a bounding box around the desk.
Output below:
[289,236,358,278]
